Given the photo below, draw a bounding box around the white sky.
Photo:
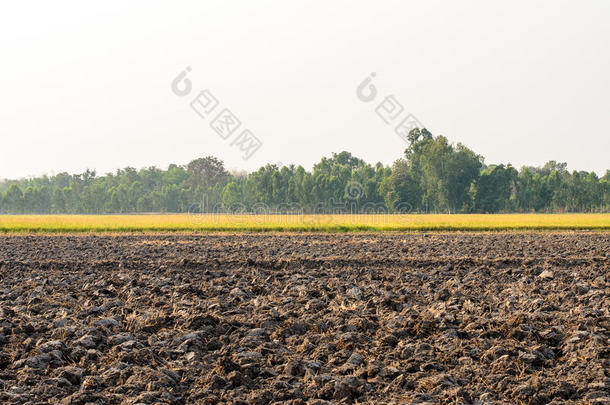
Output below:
[1,0,609,179]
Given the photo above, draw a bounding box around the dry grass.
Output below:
[0,213,609,232]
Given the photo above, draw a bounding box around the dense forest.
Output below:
[1,129,609,214]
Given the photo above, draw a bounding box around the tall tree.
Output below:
[4,184,24,213]
[186,157,229,193]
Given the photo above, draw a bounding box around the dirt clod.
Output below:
[0,232,608,404]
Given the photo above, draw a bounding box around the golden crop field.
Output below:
[0,213,609,232]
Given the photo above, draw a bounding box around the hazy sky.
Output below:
[1,0,609,180]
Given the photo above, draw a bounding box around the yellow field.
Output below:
[0,213,609,232]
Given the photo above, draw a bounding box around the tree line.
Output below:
[1,129,608,214]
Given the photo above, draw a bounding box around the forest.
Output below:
[1,129,608,214]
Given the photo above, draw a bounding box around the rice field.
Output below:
[0,213,609,232]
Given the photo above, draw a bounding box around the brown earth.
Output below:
[0,233,608,404]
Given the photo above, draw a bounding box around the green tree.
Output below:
[4,184,24,213]
[52,188,66,213]
[472,165,517,213]
[399,130,482,213]
[186,157,229,193]
[23,187,37,213]
[222,182,241,211]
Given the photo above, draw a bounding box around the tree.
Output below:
[398,131,482,213]
[222,182,241,211]
[37,186,52,213]
[472,165,517,213]
[52,189,66,213]
[162,185,182,212]
[186,157,229,193]
[0,149,607,215]
[384,158,421,212]
[23,187,37,213]
[4,184,24,213]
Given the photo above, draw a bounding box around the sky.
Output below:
[1,0,609,180]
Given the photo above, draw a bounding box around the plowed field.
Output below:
[0,233,608,404]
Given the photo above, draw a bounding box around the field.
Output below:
[0,232,608,404]
[1,213,610,232]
